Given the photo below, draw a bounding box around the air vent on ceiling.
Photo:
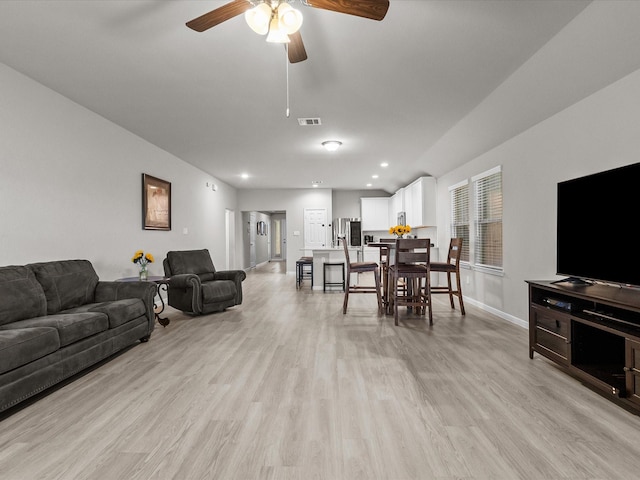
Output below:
[297,117,322,126]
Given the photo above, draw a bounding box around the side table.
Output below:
[116,276,170,327]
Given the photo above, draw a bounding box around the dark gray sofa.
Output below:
[0,259,156,413]
[163,249,246,315]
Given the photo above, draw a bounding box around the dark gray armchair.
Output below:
[163,249,246,315]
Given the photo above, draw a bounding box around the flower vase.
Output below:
[139,266,148,281]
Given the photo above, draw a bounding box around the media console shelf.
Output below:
[527,280,640,412]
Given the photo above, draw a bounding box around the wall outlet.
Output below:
[183,227,188,235]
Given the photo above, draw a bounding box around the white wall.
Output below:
[332,189,389,219]
[429,1,640,327]
[0,63,238,280]
[237,189,332,274]
[434,67,640,325]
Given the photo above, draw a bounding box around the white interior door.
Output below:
[225,208,235,269]
[281,218,287,260]
[304,208,327,249]
[249,212,256,268]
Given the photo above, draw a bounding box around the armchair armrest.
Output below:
[95,281,157,334]
[213,270,247,283]
[165,273,203,313]
[213,270,247,305]
[167,273,201,289]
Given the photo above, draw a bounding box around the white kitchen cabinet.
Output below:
[388,189,404,226]
[361,197,390,231]
[404,177,436,227]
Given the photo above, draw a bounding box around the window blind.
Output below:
[473,167,502,269]
[449,180,470,262]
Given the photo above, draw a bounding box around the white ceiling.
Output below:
[0,0,604,193]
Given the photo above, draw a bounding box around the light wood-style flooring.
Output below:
[2,261,640,479]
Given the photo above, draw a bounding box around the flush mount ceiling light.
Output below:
[245,1,303,44]
[322,140,342,152]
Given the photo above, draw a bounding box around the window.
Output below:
[449,180,470,262]
[472,166,503,270]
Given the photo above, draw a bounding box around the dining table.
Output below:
[367,239,439,314]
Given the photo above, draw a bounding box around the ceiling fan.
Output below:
[186,0,390,63]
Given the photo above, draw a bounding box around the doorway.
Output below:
[271,213,286,261]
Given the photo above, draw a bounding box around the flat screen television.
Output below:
[556,162,640,287]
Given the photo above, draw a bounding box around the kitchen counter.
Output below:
[301,247,360,290]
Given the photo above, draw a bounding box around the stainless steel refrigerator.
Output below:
[332,218,362,247]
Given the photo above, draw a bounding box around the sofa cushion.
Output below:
[0,266,47,326]
[63,298,146,329]
[201,280,236,303]
[28,260,99,314]
[166,249,216,281]
[0,312,109,347]
[89,299,146,328]
[0,327,60,375]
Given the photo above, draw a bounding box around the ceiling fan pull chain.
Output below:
[285,44,291,118]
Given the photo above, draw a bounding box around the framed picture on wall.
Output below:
[142,173,171,230]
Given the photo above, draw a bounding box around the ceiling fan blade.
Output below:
[186,0,252,32]
[287,31,308,63]
[306,0,389,21]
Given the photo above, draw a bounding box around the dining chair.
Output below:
[378,238,396,312]
[388,238,432,326]
[430,238,465,315]
[342,240,383,314]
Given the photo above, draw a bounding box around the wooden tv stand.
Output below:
[527,280,640,413]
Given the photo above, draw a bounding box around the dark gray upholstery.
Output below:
[0,259,157,413]
[28,260,99,314]
[163,249,246,314]
[0,328,59,375]
[0,266,47,325]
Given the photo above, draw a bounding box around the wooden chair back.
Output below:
[395,238,430,267]
[446,238,463,267]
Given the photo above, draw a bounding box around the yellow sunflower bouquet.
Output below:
[389,224,411,237]
[131,250,154,280]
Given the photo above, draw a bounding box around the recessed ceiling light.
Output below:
[372,174,379,179]
[241,173,249,179]
[380,162,389,167]
[366,183,372,187]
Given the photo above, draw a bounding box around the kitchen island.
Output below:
[302,247,361,290]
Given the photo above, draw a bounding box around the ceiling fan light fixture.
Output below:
[322,140,342,152]
[277,3,303,35]
[266,16,290,43]
[245,3,272,35]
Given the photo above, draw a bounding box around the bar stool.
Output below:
[430,238,465,314]
[388,238,432,326]
[378,238,396,312]
[323,262,345,291]
[296,257,313,289]
[341,241,383,314]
